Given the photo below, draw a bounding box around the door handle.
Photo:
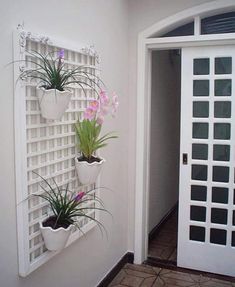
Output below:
[183,153,188,165]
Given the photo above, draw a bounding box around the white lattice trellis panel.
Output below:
[13,28,100,276]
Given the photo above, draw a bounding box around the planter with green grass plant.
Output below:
[34,173,108,251]
[19,49,100,120]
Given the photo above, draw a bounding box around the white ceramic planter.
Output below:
[40,220,73,251]
[37,87,72,120]
[75,157,105,185]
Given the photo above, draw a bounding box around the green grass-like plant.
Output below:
[18,49,102,94]
[34,173,108,233]
[74,119,117,162]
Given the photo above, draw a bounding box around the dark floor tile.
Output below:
[148,244,175,260]
[109,270,126,287]
[168,249,177,261]
[140,276,157,287]
[159,269,196,283]
[124,263,157,275]
[148,210,178,261]
[125,269,156,279]
[121,274,144,286]
[150,233,177,247]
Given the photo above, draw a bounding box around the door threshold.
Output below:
[146,256,177,268]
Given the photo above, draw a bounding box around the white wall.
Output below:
[127,0,214,250]
[0,1,221,286]
[148,50,180,232]
[0,1,129,287]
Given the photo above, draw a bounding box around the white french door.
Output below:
[178,45,235,276]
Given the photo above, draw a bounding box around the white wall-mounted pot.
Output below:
[75,157,105,185]
[37,87,72,120]
[40,218,73,251]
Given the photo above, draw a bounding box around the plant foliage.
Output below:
[74,119,117,161]
[34,173,108,232]
[19,50,101,93]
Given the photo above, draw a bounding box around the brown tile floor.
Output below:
[148,210,178,262]
[108,263,235,287]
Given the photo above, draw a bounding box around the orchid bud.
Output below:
[74,192,85,202]
[58,49,65,59]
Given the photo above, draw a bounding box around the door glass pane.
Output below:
[211,208,228,224]
[201,12,235,35]
[233,211,235,225]
[193,123,209,139]
[192,144,208,160]
[193,80,209,96]
[194,58,209,75]
[190,226,205,242]
[193,102,209,118]
[215,57,232,74]
[191,185,207,201]
[212,187,228,204]
[214,123,230,140]
[213,145,230,161]
[213,166,229,182]
[210,229,226,245]
[232,232,235,247]
[214,101,231,118]
[192,165,207,181]
[215,79,231,96]
[190,206,206,222]
[161,22,194,37]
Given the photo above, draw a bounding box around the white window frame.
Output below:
[135,0,235,264]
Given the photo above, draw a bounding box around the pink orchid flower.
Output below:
[74,191,85,202]
[111,93,119,117]
[84,107,96,120]
[89,100,100,111]
[99,90,109,105]
[97,115,104,125]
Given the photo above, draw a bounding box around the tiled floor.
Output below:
[108,209,235,286]
[108,263,235,287]
[148,210,178,262]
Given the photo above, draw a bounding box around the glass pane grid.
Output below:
[212,51,233,245]
[190,54,234,248]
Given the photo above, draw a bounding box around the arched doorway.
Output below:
[135,0,235,277]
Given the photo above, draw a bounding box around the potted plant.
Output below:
[34,173,108,251]
[18,49,100,120]
[74,90,118,185]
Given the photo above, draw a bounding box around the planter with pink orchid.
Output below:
[34,173,108,251]
[75,90,118,185]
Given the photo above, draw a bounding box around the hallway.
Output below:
[148,210,178,263]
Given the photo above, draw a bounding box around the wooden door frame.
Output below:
[134,0,235,265]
